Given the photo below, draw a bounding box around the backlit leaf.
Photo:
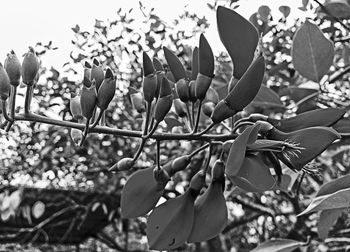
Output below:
[292,20,334,82]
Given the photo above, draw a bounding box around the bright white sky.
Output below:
[0,0,310,71]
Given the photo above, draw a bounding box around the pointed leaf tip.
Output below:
[153,57,164,71]
[163,46,187,82]
[199,34,214,77]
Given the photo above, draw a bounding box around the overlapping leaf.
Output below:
[250,238,307,252]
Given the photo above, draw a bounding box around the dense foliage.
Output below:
[1,0,350,251]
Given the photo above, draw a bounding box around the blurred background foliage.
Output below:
[1,0,350,251]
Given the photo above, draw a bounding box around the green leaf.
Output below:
[319,0,350,19]
[121,167,165,218]
[268,108,345,132]
[299,187,350,216]
[163,47,187,82]
[198,34,214,77]
[188,182,227,242]
[226,124,260,177]
[250,238,307,252]
[142,52,155,76]
[292,20,334,82]
[332,117,350,136]
[251,85,285,110]
[316,173,350,197]
[217,6,259,78]
[147,189,196,250]
[318,208,344,239]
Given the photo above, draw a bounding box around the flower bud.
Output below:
[189,170,206,194]
[115,158,135,171]
[143,74,157,103]
[143,52,155,77]
[175,79,190,103]
[211,160,225,182]
[163,47,187,82]
[154,78,172,122]
[70,128,82,145]
[83,61,92,87]
[91,59,104,91]
[189,80,197,102]
[80,82,97,119]
[211,100,237,124]
[0,64,11,100]
[97,68,116,110]
[170,155,191,175]
[131,92,145,113]
[153,167,170,190]
[174,98,187,118]
[155,71,165,98]
[21,47,39,86]
[70,94,83,120]
[202,102,215,117]
[4,50,21,86]
[153,57,164,72]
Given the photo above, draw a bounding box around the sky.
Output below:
[0,0,310,72]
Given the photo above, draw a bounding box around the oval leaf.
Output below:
[292,20,334,82]
[217,6,259,78]
[299,187,350,215]
[198,34,214,77]
[188,182,227,242]
[121,167,165,218]
[332,117,350,136]
[318,208,344,239]
[316,173,350,197]
[250,238,307,252]
[147,189,196,250]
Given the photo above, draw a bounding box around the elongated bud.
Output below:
[153,167,170,190]
[114,158,135,171]
[0,64,11,100]
[202,102,215,117]
[176,79,190,102]
[191,47,199,80]
[70,128,82,145]
[189,80,197,102]
[153,57,164,72]
[154,78,173,122]
[189,170,206,194]
[80,82,97,119]
[174,98,187,117]
[169,155,191,175]
[143,52,155,77]
[4,50,21,86]
[97,68,116,110]
[131,92,145,113]
[195,73,212,100]
[83,62,92,87]
[211,100,237,124]
[143,74,157,103]
[212,160,225,182]
[155,71,165,98]
[91,59,104,90]
[163,47,187,82]
[70,94,83,120]
[22,47,39,86]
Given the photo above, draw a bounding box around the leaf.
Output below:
[316,173,350,197]
[270,127,340,171]
[142,52,155,76]
[163,47,187,82]
[319,0,350,19]
[279,6,291,18]
[226,124,260,177]
[230,154,275,192]
[32,201,45,219]
[251,85,285,110]
[164,117,183,131]
[217,6,259,78]
[250,238,307,252]
[318,208,344,239]
[292,20,334,82]
[299,187,350,216]
[268,108,345,132]
[147,189,196,250]
[188,182,227,242]
[121,167,165,218]
[332,117,350,136]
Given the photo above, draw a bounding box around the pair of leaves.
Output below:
[299,174,350,238]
